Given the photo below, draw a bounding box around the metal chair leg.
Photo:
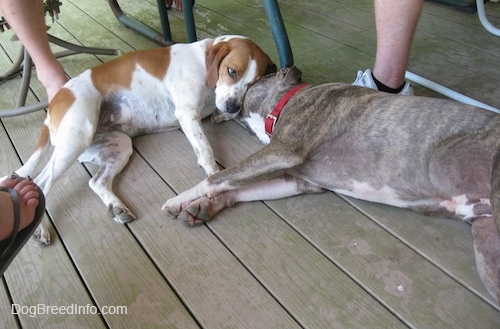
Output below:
[109,0,174,46]
[476,0,500,37]
[0,48,49,118]
[0,36,120,118]
[0,48,24,81]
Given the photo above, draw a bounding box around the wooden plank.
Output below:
[134,128,406,328]
[4,222,108,329]
[200,120,500,327]
[68,0,200,47]
[271,193,500,327]
[344,196,497,306]
[0,281,19,329]
[85,155,302,328]
[423,0,500,29]
[64,0,159,51]
[417,7,500,57]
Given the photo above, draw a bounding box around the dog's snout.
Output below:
[226,103,241,114]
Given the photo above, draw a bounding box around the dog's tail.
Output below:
[16,123,51,178]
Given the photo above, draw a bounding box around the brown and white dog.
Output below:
[12,35,276,246]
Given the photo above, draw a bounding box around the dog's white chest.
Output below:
[242,113,270,144]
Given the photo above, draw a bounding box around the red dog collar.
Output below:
[265,84,310,137]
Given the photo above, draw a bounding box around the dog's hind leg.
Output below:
[31,124,96,246]
[491,150,500,236]
[474,150,500,305]
[472,216,500,305]
[78,131,135,224]
[15,124,52,179]
[176,174,324,226]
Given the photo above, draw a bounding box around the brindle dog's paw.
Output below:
[107,204,136,224]
[162,202,181,218]
[176,196,225,227]
[178,205,210,227]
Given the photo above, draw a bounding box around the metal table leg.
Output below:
[182,0,197,42]
[263,0,294,68]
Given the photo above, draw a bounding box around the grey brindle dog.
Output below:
[163,66,500,304]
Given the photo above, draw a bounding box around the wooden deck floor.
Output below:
[1,0,500,327]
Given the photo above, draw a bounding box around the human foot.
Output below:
[166,0,184,10]
[0,174,40,241]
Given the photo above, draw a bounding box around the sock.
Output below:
[371,73,405,94]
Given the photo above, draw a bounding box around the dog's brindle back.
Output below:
[303,88,494,212]
[238,75,499,222]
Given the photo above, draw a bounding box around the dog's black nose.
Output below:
[226,103,241,113]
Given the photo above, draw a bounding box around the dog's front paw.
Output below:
[177,195,228,226]
[33,226,50,247]
[107,204,136,224]
[177,197,212,226]
[210,110,238,124]
[162,198,182,218]
[163,181,211,219]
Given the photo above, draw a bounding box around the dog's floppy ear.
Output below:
[205,43,230,88]
[276,66,302,85]
[265,56,278,75]
[284,66,302,85]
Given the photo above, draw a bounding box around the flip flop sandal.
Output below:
[0,183,45,276]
